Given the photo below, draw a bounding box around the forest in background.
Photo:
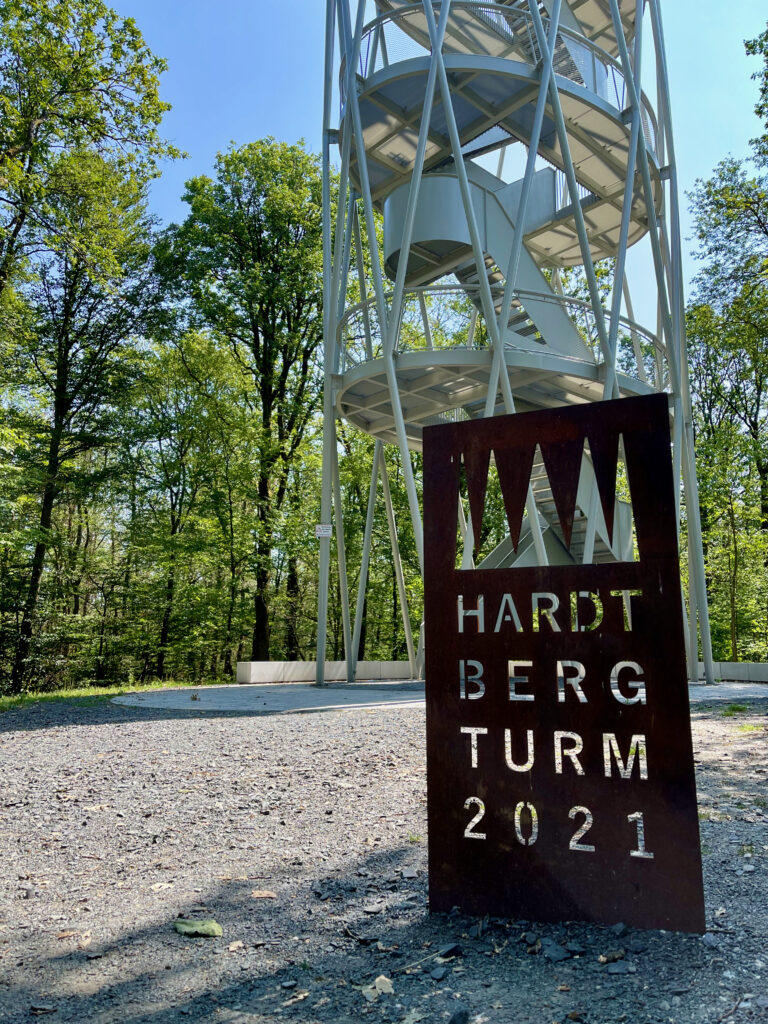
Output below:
[0,0,766,694]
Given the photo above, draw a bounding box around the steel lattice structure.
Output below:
[316,0,714,684]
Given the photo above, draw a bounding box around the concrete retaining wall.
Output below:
[698,662,768,683]
[237,660,768,686]
[236,661,414,684]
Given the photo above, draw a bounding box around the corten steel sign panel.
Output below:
[423,394,705,933]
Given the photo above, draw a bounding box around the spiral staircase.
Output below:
[316,0,713,681]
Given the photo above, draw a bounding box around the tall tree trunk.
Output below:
[252,557,271,660]
[95,593,109,682]
[285,554,300,660]
[222,575,238,676]
[357,593,367,661]
[11,439,60,692]
[727,500,740,661]
[251,470,272,660]
[156,551,176,679]
[756,454,768,536]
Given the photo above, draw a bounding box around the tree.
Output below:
[746,22,768,162]
[689,158,768,306]
[687,300,768,660]
[158,139,324,660]
[4,153,154,691]
[684,26,768,663]
[0,0,176,297]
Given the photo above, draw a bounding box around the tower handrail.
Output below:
[340,2,657,156]
[338,283,666,387]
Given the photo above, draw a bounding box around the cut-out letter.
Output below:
[514,801,538,846]
[609,589,643,631]
[464,797,486,840]
[504,729,534,772]
[494,593,523,633]
[458,594,485,633]
[508,661,534,701]
[610,661,646,705]
[628,810,653,858]
[603,734,648,780]
[569,806,595,852]
[460,726,488,768]
[459,660,485,700]
[554,731,584,775]
[557,660,587,703]
[532,592,561,632]
[570,591,603,632]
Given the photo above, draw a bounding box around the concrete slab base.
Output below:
[112,679,768,715]
[236,661,414,684]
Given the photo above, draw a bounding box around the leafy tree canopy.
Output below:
[746,22,768,162]
[0,0,178,294]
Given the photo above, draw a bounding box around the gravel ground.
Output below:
[0,693,767,1024]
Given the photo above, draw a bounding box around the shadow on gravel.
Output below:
[3,842,719,1024]
[4,845,427,1023]
[692,703,768,823]
[0,700,299,736]
[0,694,424,736]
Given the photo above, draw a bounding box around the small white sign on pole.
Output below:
[315,524,333,539]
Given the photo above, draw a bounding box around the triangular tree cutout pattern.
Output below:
[494,443,537,551]
[463,444,491,551]
[539,435,584,549]
[585,427,622,546]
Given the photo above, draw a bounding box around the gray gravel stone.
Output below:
[0,693,766,1024]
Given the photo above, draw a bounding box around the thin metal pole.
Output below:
[316,0,339,685]
[419,293,433,350]
[333,194,357,373]
[603,2,643,401]
[350,439,382,682]
[581,475,600,564]
[352,204,374,360]
[331,431,352,676]
[422,2,514,413]
[383,0,452,358]
[343,0,426,574]
[606,0,676,386]
[376,0,453,575]
[622,280,649,385]
[424,4,549,567]
[528,2,612,373]
[378,445,417,675]
[486,0,563,417]
[648,0,714,682]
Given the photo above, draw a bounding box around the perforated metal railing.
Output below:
[341,2,657,156]
[337,284,668,390]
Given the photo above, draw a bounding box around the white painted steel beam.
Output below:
[319,0,714,679]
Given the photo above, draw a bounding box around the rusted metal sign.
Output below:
[423,394,705,933]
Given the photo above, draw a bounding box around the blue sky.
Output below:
[114,0,766,290]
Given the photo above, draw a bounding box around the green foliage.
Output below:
[157,139,324,660]
[689,158,768,306]
[686,53,768,663]
[746,22,768,162]
[0,0,431,694]
[0,0,178,295]
[721,704,748,718]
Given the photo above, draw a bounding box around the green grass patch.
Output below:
[737,722,764,733]
[721,703,748,717]
[0,678,224,716]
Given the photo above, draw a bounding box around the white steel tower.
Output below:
[317,0,714,684]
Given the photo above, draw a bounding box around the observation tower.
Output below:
[316,0,714,684]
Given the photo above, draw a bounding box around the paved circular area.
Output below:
[111,679,768,714]
[112,681,426,714]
